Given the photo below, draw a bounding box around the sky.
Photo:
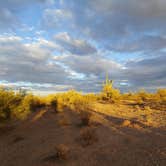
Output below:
[0,0,166,94]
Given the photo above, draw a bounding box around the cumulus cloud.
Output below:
[60,0,166,53]
[0,35,69,85]
[54,32,97,55]
[55,54,122,76]
[0,0,165,92]
[53,54,124,92]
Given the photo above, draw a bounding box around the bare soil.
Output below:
[0,102,166,166]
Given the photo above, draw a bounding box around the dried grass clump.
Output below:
[43,144,70,163]
[55,144,70,160]
[80,111,92,126]
[79,127,98,147]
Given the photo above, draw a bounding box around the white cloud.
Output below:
[0,35,69,85]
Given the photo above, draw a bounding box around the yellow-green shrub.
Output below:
[0,88,22,120]
[11,94,42,120]
[49,90,93,112]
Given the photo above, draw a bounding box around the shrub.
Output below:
[79,111,92,126]
[50,98,57,112]
[154,89,166,103]
[79,127,98,147]
[55,144,70,160]
[43,144,70,162]
[12,94,42,120]
[51,90,92,112]
[0,88,22,120]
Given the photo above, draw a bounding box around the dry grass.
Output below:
[78,127,98,147]
[79,111,92,126]
[55,144,70,160]
[43,144,70,163]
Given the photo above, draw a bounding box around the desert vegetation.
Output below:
[0,78,166,166]
[0,77,165,122]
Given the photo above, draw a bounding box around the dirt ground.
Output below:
[0,101,166,166]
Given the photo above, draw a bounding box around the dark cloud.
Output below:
[108,35,166,53]
[122,54,166,91]
[60,0,166,52]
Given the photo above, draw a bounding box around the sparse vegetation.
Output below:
[100,75,120,103]
[55,144,70,160]
[79,111,92,126]
[0,78,165,166]
[42,144,70,163]
[79,127,98,147]
[0,78,165,122]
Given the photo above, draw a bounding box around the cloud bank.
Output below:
[0,0,165,93]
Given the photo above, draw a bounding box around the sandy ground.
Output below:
[0,102,166,166]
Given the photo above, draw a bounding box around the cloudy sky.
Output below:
[0,0,166,94]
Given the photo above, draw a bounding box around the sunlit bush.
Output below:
[12,94,43,120]
[0,87,45,121]
[50,90,94,112]
[0,88,22,120]
[153,89,166,103]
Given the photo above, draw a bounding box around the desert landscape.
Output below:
[0,78,165,166]
[0,0,166,166]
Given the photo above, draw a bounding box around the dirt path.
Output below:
[0,104,166,166]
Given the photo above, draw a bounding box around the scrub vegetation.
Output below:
[0,77,165,166]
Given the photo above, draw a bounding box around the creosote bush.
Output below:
[12,94,43,120]
[0,88,22,120]
[0,88,44,120]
